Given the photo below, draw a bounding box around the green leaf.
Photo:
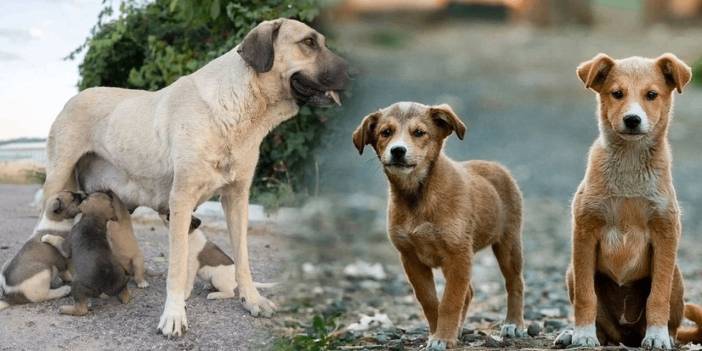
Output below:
[210,0,220,19]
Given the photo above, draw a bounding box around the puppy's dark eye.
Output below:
[380,129,392,138]
[611,90,624,100]
[303,38,316,48]
[646,90,658,101]
[413,130,426,138]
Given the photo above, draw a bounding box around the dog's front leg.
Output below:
[221,181,276,317]
[426,255,470,350]
[642,215,680,350]
[400,252,438,332]
[568,218,601,347]
[157,189,196,337]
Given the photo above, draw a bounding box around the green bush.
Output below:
[70,0,339,207]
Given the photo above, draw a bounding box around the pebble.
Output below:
[543,319,567,331]
[527,322,542,337]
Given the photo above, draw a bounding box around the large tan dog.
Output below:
[555,53,692,349]
[41,18,347,336]
[353,102,525,350]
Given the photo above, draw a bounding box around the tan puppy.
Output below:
[353,102,525,350]
[106,194,148,288]
[555,53,692,349]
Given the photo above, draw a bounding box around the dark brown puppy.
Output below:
[58,192,130,316]
[353,102,525,350]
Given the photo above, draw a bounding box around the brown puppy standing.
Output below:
[555,53,692,349]
[353,102,525,350]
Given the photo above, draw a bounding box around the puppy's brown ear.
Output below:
[577,53,615,92]
[430,104,466,140]
[237,20,282,73]
[656,53,692,94]
[352,111,381,155]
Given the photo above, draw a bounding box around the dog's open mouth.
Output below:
[290,73,341,107]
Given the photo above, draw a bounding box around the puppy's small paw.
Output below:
[642,325,673,350]
[570,325,599,347]
[207,292,236,300]
[500,323,525,338]
[240,293,276,317]
[424,335,456,350]
[136,280,149,289]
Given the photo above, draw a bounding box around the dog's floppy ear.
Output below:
[577,53,615,92]
[430,104,466,140]
[237,20,282,73]
[656,53,692,94]
[352,111,381,155]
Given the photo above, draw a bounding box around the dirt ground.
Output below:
[270,6,702,351]
[0,184,284,351]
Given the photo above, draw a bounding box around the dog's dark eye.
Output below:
[646,90,658,101]
[380,129,393,138]
[303,38,316,48]
[611,90,624,100]
[413,130,426,138]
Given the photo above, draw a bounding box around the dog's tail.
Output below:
[678,303,702,344]
[0,274,8,311]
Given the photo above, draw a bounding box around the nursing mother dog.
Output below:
[353,102,525,350]
[40,18,348,336]
[555,53,702,349]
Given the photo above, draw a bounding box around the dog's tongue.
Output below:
[326,91,341,106]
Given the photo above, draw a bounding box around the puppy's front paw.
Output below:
[424,335,456,350]
[136,280,149,289]
[240,292,276,317]
[571,324,599,347]
[500,323,525,338]
[553,328,573,348]
[642,325,673,350]
[157,300,188,337]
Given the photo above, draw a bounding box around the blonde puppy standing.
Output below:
[353,102,525,350]
[555,54,692,349]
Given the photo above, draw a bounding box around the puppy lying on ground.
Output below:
[353,102,525,350]
[53,192,130,316]
[554,53,695,349]
[161,215,275,300]
[0,191,84,310]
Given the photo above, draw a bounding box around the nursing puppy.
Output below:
[0,191,84,310]
[58,192,130,316]
[555,53,692,349]
[353,102,525,350]
[180,216,275,300]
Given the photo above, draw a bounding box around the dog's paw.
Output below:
[571,324,599,347]
[240,293,276,317]
[157,300,188,337]
[136,280,149,289]
[423,335,456,351]
[207,291,236,300]
[500,323,525,338]
[642,325,673,350]
[553,329,573,348]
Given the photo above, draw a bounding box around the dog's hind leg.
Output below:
[492,234,525,337]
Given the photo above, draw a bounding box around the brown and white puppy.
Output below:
[57,192,130,316]
[353,102,525,350]
[554,53,692,349]
[0,191,84,310]
[181,216,275,300]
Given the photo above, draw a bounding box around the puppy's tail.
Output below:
[677,303,702,344]
[253,282,277,289]
[0,275,8,311]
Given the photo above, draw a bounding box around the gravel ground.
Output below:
[0,184,285,351]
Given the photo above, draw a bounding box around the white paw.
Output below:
[240,292,276,317]
[500,323,525,338]
[642,325,673,350]
[157,299,188,337]
[554,329,573,347]
[571,324,599,347]
[424,338,447,351]
[136,280,149,289]
[56,285,72,297]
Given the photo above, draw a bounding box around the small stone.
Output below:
[483,336,500,348]
[527,322,541,337]
[543,319,566,331]
[0,245,9,249]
